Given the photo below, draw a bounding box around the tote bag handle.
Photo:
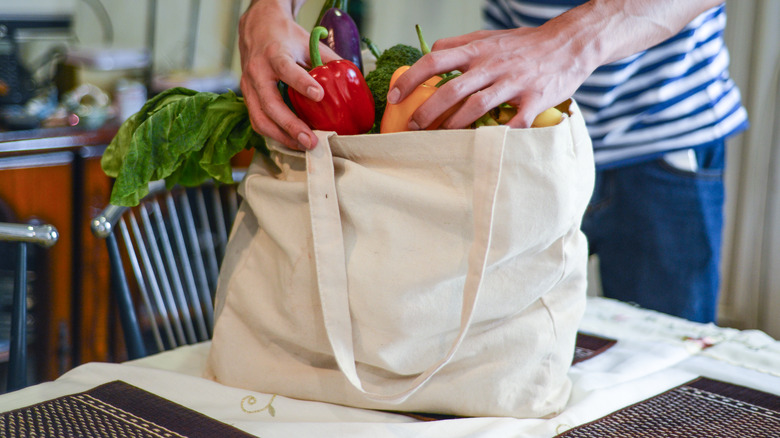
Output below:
[306,127,509,404]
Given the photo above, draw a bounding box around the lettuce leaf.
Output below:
[102,88,266,206]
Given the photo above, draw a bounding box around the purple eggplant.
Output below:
[319,8,364,74]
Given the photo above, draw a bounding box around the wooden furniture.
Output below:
[90,172,243,359]
[1,123,255,388]
[0,124,118,385]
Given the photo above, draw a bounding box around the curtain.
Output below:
[719,0,780,339]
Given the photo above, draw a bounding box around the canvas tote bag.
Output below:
[205,100,595,418]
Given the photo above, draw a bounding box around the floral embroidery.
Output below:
[241,394,277,416]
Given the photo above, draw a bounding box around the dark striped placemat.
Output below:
[0,380,254,437]
[555,377,780,437]
[572,332,617,365]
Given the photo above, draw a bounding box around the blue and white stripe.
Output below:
[483,0,748,167]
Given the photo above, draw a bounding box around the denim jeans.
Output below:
[581,142,726,323]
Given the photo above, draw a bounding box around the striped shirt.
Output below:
[483,0,748,167]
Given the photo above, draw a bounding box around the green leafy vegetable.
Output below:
[102,87,266,207]
[364,44,423,132]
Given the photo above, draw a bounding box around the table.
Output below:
[1,297,778,437]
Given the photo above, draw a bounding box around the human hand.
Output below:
[387,0,727,131]
[386,26,595,130]
[238,0,340,150]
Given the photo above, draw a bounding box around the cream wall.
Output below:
[67,0,484,76]
[18,0,481,80]
[298,0,483,49]
[69,0,246,75]
[360,0,483,50]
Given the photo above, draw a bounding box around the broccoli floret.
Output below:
[365,44,423,132]
[376,44,423,69]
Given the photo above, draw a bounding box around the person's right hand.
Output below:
[238,0,339,150]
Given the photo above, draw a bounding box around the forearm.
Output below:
[547,0,725,73]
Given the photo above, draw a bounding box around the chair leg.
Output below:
[107,233,147,360]
[8,242,28,392]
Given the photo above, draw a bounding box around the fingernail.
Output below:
[387,88,400,104]
[307,86,322,101]
[408,120,420,131]
[297,132,312,150]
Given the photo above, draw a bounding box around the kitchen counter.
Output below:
[0,122,120,156]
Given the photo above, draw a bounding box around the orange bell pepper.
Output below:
[380,66,461,133]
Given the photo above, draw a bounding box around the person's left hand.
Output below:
[386,26,595,130]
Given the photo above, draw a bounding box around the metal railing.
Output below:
[0,222,59,392]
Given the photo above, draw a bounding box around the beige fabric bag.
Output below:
[205,101,595,418]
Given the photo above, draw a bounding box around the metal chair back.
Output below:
[0,222,58,392]
[91,171,245,359]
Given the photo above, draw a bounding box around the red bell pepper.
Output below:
[288,26,375,135]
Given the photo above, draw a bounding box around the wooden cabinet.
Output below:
[0,125,117,385]
[1,124,253,388]
[72,146,117,366]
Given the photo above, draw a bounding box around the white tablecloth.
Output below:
[1,297,778,437]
